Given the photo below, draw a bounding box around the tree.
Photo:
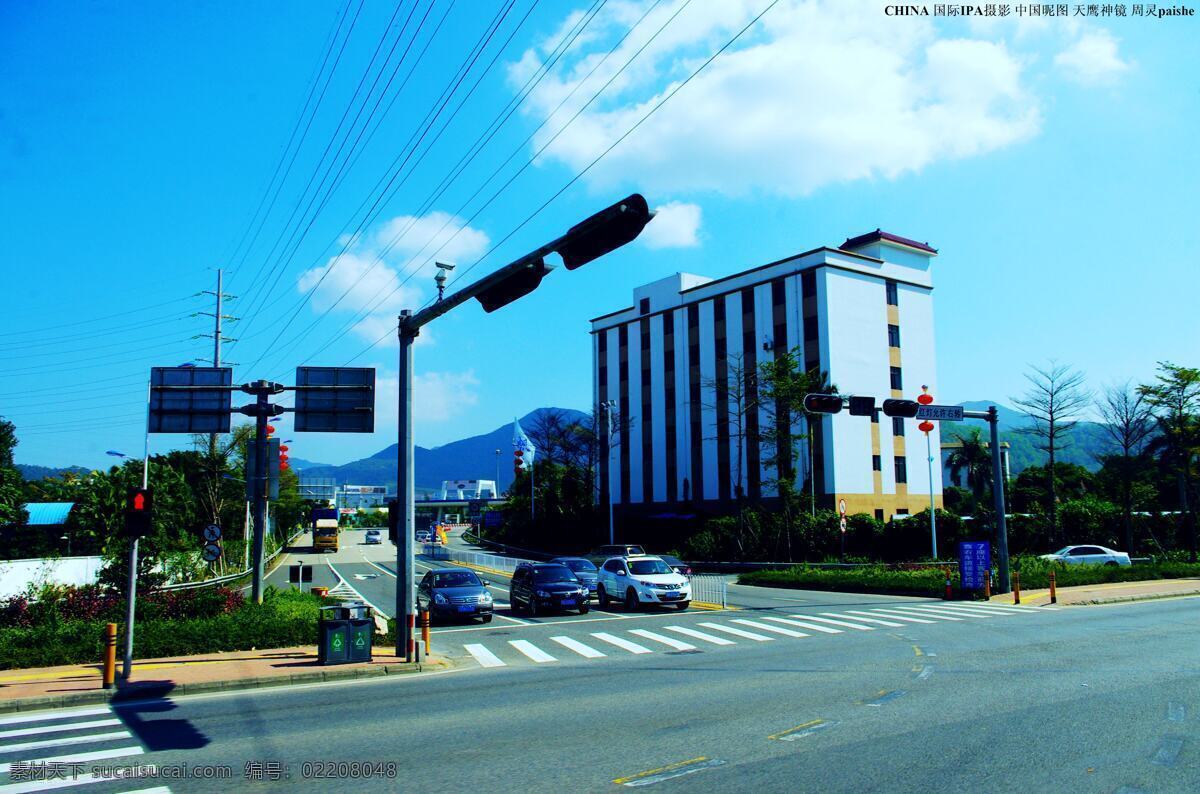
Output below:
[945,428,992,512]
[1096,381,1154,553]
[1140,362,1200,561]
[1012,362,1091,545]
[702,353,762,552]
[0,418,28,529]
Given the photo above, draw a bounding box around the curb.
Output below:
[1074,589,1200,606]
[0,659,444,716]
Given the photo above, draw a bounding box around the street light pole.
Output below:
[926,431,937,560]
[396,312,417,662]
[988,406,1011,594]
[122,380,151,679]
[602,400,616,545]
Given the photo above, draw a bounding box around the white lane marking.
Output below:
[0,768,158,793]
[762,617,841,634]
[0,746,143,774]
[0,708,112,727]
[855,609,935,624]
[0,731,133,755]
[549,636,606,658]
[791,615,874,631]
[509,640,557,663]
[463,644,506,668]
[628,629,696,650]
[325,560,391,620]
[957,603,1030,614]
[619,758,726,787]
[878,607,962,622]
[591,632,653,654]
[662,625,736,646]
[0,719,122,740]
[917,666,935,681]
[699,622,773,641]
[897,606,983,620]
[821,612,905,627]
[731,619,809,638]
[116,788,173,794]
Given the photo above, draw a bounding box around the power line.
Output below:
[0,295,201,340]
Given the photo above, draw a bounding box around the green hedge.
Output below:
[0,588,331,670]
[738,565,953,598]
[1010,556,1200,589]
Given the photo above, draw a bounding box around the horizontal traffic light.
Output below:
[803,394,843,414]
[475,259,552,313]
[557,194,654,270]
[847,395,876,417]
[882,399,920,418]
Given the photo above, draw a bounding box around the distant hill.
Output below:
[942,400,1112,476]
[300,408,589,490]
[16,464,89,481]
[287,458,330,471]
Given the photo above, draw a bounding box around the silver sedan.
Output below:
[1039,545,1131,566]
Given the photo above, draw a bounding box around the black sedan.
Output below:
[416,568,494,624]
[658,554,693,577]
[549,556,600,599]
[510,563,589,616]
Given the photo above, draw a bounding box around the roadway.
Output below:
[5,592,1199,791]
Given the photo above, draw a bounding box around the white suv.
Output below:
[597,555,690,611]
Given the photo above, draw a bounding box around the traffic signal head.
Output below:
[847,395,876,417]
[556,194,654,270]
[475,258,553,313]
[123,487,153,538]
[882,399,920,418]
[803,393,843,414]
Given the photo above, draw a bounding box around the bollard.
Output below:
[102,623,117,690]
[421,610,431,654]
[943,569,953,600]
[984,572,992,600]
[1049,570,1057,604]
[1013,570,1021,605]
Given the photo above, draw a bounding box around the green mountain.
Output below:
[942,401,1112,476]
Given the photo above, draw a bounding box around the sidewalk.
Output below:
[988,577,1200,607]
[0,646,451,714]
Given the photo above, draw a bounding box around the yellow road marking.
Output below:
[768,719,824,741]
[912,645,924,657]
[613,756,710,784]
[689,601,733,611]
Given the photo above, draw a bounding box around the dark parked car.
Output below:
[658,554,692,577]
[510,563,589,616]
[416,568,493,624]
[549,557,599,599]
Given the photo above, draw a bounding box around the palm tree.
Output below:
[946,428,992,511]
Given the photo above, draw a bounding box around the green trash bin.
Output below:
[318,603,374,665]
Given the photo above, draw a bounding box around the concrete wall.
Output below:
[0,556,105,599]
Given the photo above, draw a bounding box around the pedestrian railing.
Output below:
[425,545,525,574]
[687,574,727,608]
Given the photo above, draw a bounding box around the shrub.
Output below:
[738,565,951,598]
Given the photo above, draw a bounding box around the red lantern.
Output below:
[919,420,935,434]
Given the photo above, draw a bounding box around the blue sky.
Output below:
[2,0,1197,470]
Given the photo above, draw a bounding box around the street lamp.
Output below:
[600,400,616,545]
[393,193,654,661]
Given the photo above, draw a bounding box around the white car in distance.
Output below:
[596,555,691,611]
[1040,545,1131,567]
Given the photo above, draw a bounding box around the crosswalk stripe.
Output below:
[0,746,143,775]
[549,636,605,659]
[662,626,736,646]
[699,622,773,641]
[0,731,133,755]
[731,619,809,638]
[898,605,986,620]
[791,615,874,631]
[464,643,506,668]
[509,640,557,663]
[881,607,963,621]
[116,788,173,794]
[0,719,122,741]
[762,617,841,634]
[0,769,132,793]
[918,604,1012,618]
[959,603,1030,614]
[628,629,696,650]
[855,609,935,624]
[591,632,652,654]
[0,708,112,728]
[821,612,905,627]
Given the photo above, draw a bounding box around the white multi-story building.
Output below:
[590,229,943,522]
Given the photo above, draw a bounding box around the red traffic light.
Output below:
[132,492,146,511]
[803,394,843,414]
[919,421,935,433]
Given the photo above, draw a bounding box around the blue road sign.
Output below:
[959,541,991,590]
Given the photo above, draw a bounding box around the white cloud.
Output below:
[373,369,480,426]
[297,212,490,345]
[510,0,1045,197]
[641,201,701,248]
[1054,30,1131,85]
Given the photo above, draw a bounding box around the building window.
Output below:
[894,456,907,484]
[886,280,898,306]
[888,324,901,348]
[874,509,884,521]
[803,315,818,342]
[639,297,650,315]
[890,366,903,391]
[801,270,817,299]
[872,455,881,472]
[892,416,904,436]
[895,508,909,516]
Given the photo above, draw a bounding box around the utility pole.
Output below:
[601,400,616,544]
[122,381,151,679]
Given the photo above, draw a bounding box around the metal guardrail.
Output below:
[425,544,528,574]
[687,574,727,608]
[159,528,306,591]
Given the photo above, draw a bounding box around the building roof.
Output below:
[23,502,74,525]
[841,229,938,255]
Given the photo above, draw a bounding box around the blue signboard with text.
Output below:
[959,541,991,590]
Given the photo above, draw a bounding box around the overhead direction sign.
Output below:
[294,367,376,433]
[149,366,233,434]
[915,404,964,422]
